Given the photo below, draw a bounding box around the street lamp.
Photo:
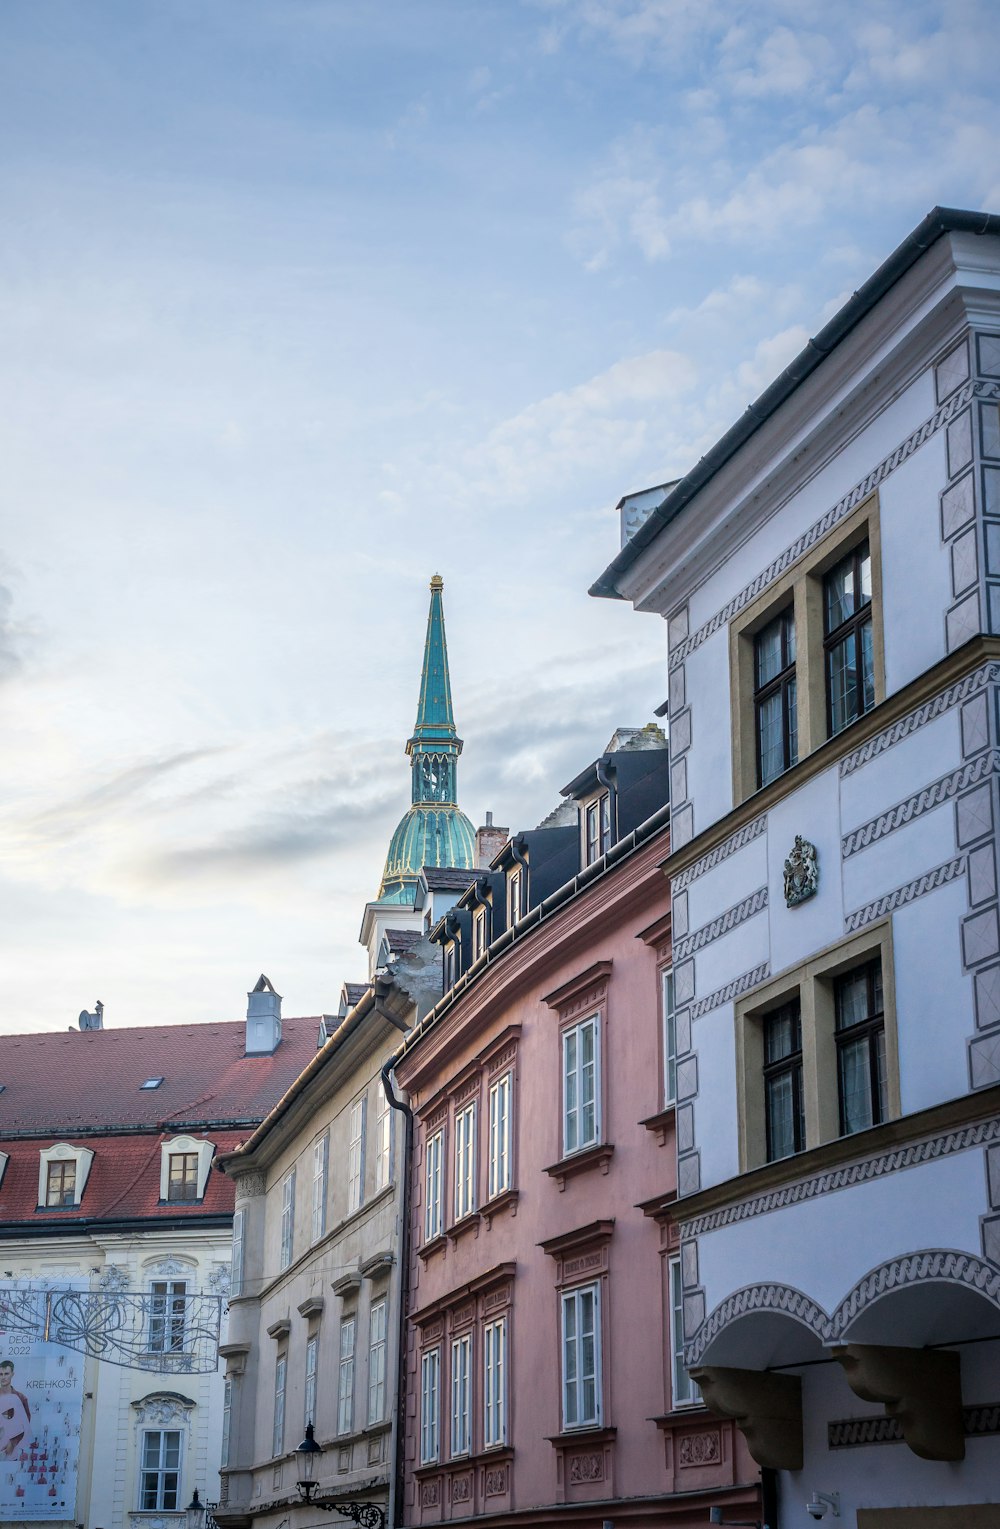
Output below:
[295,1422,323,1505]
[294,1424,386,1527]
[185,1489,206,1529]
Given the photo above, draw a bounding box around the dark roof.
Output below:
[384,928,425,955]
[342,983,370,1007]
[0,1129,247,1227]
[591,206,1000,599]
[0,1018,320,1135]
[420,867,479,892]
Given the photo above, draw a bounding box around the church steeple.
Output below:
[407,574,462,807]
[377,576,476,903]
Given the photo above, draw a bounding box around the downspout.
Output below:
[510,837,529,922]
[596,758,618,845]
[380,1047,412,1529]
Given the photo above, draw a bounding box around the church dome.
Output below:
[379,803,477,904]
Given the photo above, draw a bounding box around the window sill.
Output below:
[481,1188,519,1228]
[446,1211,481,1245]
[639,1105,676,1145]
[414,1445,513,1480]
[543,1143,614,1190]
[546,1425,616,1447]
[417,1233,447,1264]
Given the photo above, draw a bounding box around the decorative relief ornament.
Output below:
[208,1264,231,1296]
[99,1265,130,1292]
[783,836,819,907]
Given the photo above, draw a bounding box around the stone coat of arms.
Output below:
[783,835,819,907]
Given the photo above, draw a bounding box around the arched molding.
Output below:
[831,1248,1000,1338]
[686,1283,829,1367]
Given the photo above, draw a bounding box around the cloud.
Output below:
[0,582,22,683]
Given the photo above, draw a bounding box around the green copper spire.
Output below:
[378,576,476,903]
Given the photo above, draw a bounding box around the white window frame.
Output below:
[473,906,487,959]
[451,1332,472,1458]
[507,866,522,926]
[662,968,677,1108]
[562,1014,600,1156]
[487,1073,511,1201]
[148,1279,187,1354]
[338,1316,356,1434]
[280,1168,296,1271]
[221,1378,233,1469]
[139,1428,182,1511]
[425,1129,443,1242]
[312,1134,329,1244]
[368,1298,387,1424]
[669,1256,699,1406]
[420,1346,440,1464]
[272,1353,287,1457]
[561,1282,602,1430]
[304,1333,319,1428]
[231,1207,245,1297]
[157,1134,214,1202]
[348,1095,366,1215]
[38,1143,94,1208]
[374,1084,392,1193]
[483,1315,507,1448]
[453,1101,476,1222]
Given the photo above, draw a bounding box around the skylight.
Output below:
[140,1077,164,1090]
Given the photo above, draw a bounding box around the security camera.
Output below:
[806,1491,840,1520]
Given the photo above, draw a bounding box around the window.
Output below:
[451,1333,472,1457]
[484,1317,507,1448]
[374,1084,392,1193]
[561,1283,601,1429]
[488,1073,511,1200]
[729,499,883,804]
[272,1354,286,1457]
[348,1096,366,1214]
[46,1160,76,1207]
[231,1208,245,1297]
[425,1129,444,1242]
[304,1334,318,1428]
[669,1258,699,1407]
[453,1101,476,1222]
[585,792,612,865]
[563,1015,599,1155]
[662,968,677,1107]
[506,866,522,927]
[167,1152,199,1202]
[338,1317,356,1434]
[141,1076,164,1090]
[420,1347,440,1464]
[368,1299,387,1424]
[764,1001,805,1162]
[221,1379,233,1469]
[443,940,458,990]
[280,1169,296,1270]
[754,607,797,786]
[312,1134,328,1244]
[149,1281,186,1353]
[473,906,487,960]
[140,1430,181,1510]
[836,959,886,1135]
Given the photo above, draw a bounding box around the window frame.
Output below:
[139,1428,182,1511]
[662,966,677,1108]
[311,1133,329,1244]
[835,958,887,1136]
[763,998,805,1163]
[348,1095,367,1215]
[453,1100,477,1223]
[424,1127,444,1243]
[450,1331,472,1458]
[373,1083,392,1193]
[506,865,523,927]
[279,1168,296,1271]
[46,1158,77,1207]
[753,604,798,787]
[824,539,875,738]
[729,495,884,805]
[483,1315,507,1449]
[166,1151,200,1202]
[338,1315,356,1435]
[148,1279,187,1355]
[368,1298,387,1425]
[562,1013,601,1157]
[560,1281,602,1431]
[420,1345,441,1465]
[272,1352,287,1458]
[472,905,488,960]
[487,1071,512,1201]
[221,1378,233,1469]
[668,1256,700,1408]
[231,1207,245,1297]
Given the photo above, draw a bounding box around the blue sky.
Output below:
[2,0,999,1031]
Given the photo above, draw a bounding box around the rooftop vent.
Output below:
[246,974,282,1056]
[78,1001,104,1031]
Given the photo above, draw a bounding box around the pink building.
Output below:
[391,737,762,1528]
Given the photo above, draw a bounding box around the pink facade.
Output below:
[394,824,761,1527]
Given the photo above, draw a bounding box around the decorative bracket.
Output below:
[689,1365,802,1470]
[832,1343,964,1461]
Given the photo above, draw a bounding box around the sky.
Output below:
[2,0,1000,1034]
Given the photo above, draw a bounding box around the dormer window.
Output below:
[159,1136,215,1204]
[443,941,458,990]
[506,866,523,927]
[584,793,611,866]
[38,1143,94,1210]
[472,906,487,961]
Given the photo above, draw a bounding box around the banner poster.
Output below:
[0,1284,85,1522]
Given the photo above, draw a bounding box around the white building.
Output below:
[593,207,1000,1528]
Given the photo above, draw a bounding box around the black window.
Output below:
[763,1001,804,1161]
[835,960,886,1135]
[754,609,797,787]
[824,541,874,737]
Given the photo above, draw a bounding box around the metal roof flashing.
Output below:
[590,207,1000,604]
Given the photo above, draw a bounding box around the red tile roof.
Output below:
[0,1130,247,1226]
[0,1017,320,1134]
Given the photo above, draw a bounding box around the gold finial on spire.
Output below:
[430,573,443,590]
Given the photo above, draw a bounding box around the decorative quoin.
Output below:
[783,836,819,907]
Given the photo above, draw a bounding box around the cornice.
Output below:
[662,636,1000,882]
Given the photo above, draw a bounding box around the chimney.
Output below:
[246,974,282,1055]
[475,811,509,869]
[78,1001,104,1031]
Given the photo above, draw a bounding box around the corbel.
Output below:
[688,1365,802,1470]
[832,1343,964,1461]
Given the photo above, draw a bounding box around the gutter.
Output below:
[590,206,1000,600]
[380,1049,413,1529]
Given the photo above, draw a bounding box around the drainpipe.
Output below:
[380,1048,412,1529]
[596,758,618,845]
[510,838,529,922]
